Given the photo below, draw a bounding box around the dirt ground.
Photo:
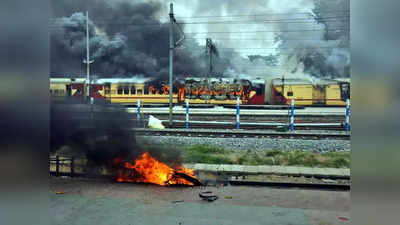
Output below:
[50,177,350,225]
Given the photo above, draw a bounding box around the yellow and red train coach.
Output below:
[50,78,180,104]
[269,78,350,106]
[50,77,350,106]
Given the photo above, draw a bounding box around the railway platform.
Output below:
[184,163,350,179]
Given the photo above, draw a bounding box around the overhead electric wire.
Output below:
[207,47,348,49]
[48,9,349,23]
[49,19,348,27]
[48,15,349,27]
[173,9,349,19]
[184,38,337,41]
[184,28,346,34]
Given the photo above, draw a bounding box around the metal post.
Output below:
[90,96,94,121]
[186,99,189,129]
[169,3,174,127]
[236,97,240,129]
[209,45,212,75]
[55,155,59,176]
[345,99,350,131]
[70,157,75,177]
[137,99,141,127]
[282,76,285,104]
[290,99,294,131]
[207,38,213,75]
[86,11,90,101]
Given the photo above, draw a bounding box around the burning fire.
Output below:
[114,152,199,186]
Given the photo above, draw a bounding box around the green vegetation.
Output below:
[178,144,350,168]
[182,145,232,164]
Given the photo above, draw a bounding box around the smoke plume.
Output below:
[50,0,350,80]
[270,0,349,79]
[51,1,217,78]
[50,102,182,174]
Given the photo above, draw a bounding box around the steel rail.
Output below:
[133,128,350,140]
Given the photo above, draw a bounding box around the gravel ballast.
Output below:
[137,136,350,152]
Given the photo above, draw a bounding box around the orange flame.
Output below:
[161,84,170,95]
[115,152,197,186]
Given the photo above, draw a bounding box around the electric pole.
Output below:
[206,38,218,91]
[86,11,90,100]
[169,3,174,127]
[206,38,213,75]
[84,11,94,102]
[168,3,185,126]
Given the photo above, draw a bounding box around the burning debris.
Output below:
[114,152,202,186]
[51,102,199,186]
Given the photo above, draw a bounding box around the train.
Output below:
[50,76,350,106]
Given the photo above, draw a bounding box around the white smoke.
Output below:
[169,0,350,80]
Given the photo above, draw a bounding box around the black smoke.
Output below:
[50,101,182,174]
[50,1,234,79]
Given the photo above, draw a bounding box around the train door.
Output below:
[340,82,350,101]
[264,81,272,104]
[248,83,265,104]
[312,85,326,105]
[103,83,111,102]
[66,85,72,97]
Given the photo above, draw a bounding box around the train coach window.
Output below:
[130,86,136,95]
[124,86,129,95]
[117,86,123,95]
[54,89,64,95]
[287,91,293,96]
[105,89,110,95]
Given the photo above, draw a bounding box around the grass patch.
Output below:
[182,145,233,164]
[180,145,350,168]
[264,150,282,157]
[185,144,227,154]
[184,153,234,164]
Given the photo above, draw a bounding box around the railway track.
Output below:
[52,104,349,131]
[133,128,350,140]
[162,120,346,131]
